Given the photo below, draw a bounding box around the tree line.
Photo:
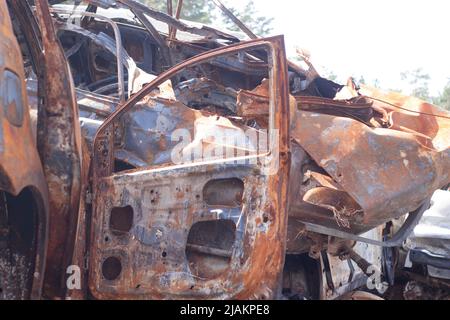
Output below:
[141,0,273,36]
[354,69,450,111]
[400,68,450,110]
[140,1,450,111]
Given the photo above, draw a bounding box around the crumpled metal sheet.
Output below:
[292,87,450,233]
[121,97,262,167]
[360,86,450,152]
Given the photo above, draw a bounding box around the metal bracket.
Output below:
[303,198,430,247]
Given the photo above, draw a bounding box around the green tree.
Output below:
[223,0,274,36]
[358,75,366,85]
[432,81,450,111]
[140,0,273,36]
[141,0,216,24]
[139,0,165,12]
[400,68,431,101]
[323,69,338,82]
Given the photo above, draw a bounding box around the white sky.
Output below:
[220,0,450,95]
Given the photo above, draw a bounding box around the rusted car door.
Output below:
[0,2,49,299]
[88,36,290,299]
[33,0,83,299]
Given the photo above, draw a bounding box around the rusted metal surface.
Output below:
[319,228,384,300]
[168,0,183,42]
[66,137,92,300]
[237,75,450,234]
[34,0,83,299]
[87,36,290,299]
[2,0,450,300]
[291,91,450,234]
[235,79,450,234]
[0,1,49,300]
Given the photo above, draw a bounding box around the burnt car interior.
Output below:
[0,189,42,299]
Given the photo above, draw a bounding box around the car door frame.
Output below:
[89,35,291,299]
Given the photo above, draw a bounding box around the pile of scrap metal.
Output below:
[0,0,449,300]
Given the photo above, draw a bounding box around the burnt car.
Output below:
[0,0,449,300]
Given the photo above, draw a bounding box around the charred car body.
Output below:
[0,0,449,300]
